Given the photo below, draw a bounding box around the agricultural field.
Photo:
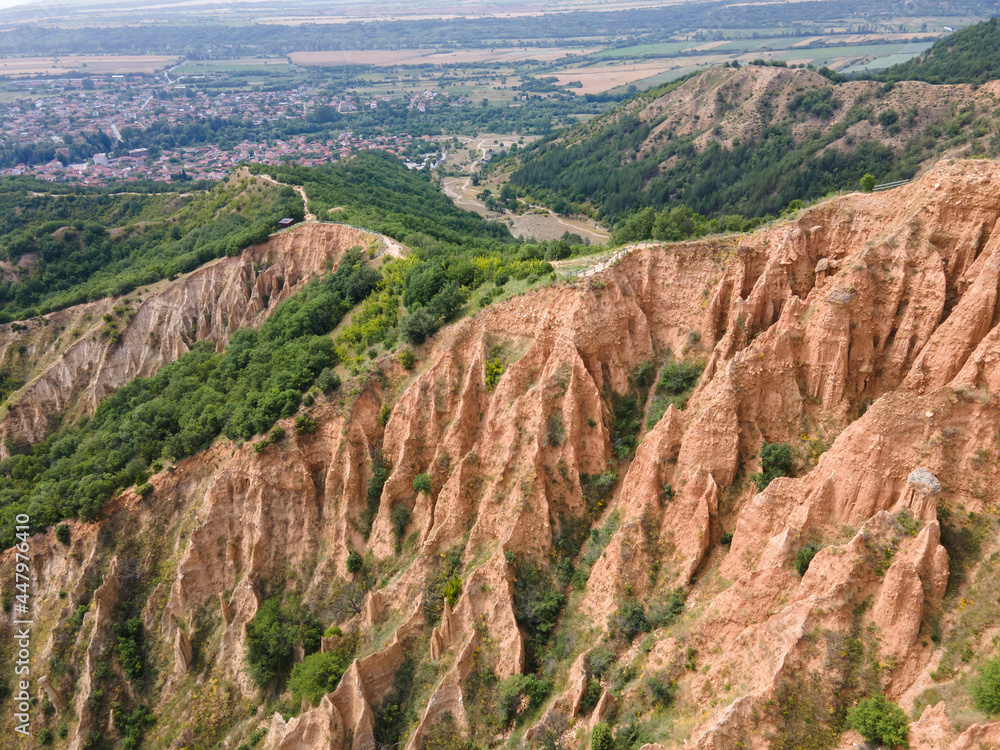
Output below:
[171,58,292,74]
[0,54,179,76]
[289,47,599,67]
[551,61,685,95]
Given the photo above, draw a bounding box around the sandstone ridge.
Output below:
[0,222,389,454]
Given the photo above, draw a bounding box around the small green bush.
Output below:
[645,672,676,707]
[610,392,641,457]
[324,625,343,638]
[413,473,432,494]
[647,358,705,426]
[399,350,416,370]
[579,678,602,712]
[401,308,438,345]
[378,404,391,426]
[847,695,909,748]
[546,412,565,446]
[611,721,649,750]
[359,450,389,539]
[512,560,566,670]
[442,575,462,607]
[751,442,793,491]
[485,357,505,391]
[497,674,553,725]
[581,470,617,514]
[609,600,648,642]
[591,722,613,750]
[658,359,703,397]
[609,660,639,693]
[585,647,614,680]
[113,617,145,682]
[244,598,299,688]
[136,483,153,498]
[424,545,463,625]
[54,523,70,545]
[860,173,877,192]
[346,550,363,574]
[294,414,316,435]
[113,702,156,750]
[39,728,54,745]
[795,541,820,576]
[972,656,1000,714]
[390,504,412,543]
[646,588,686,629]
[288,648,353,706]
[315,368,341,394]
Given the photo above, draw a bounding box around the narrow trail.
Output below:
[258,173,407,259]
[569,236,740,277]
[572,243,651,277]
[441,176,481,210]
[257,174,317,222]
[553,215,608,243]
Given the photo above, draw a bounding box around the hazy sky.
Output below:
[0,0,64,12]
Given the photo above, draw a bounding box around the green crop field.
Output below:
[172,58,293,74]
[593,41,702,58]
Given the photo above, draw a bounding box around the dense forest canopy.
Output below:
[505,94,908,226]
[0,249,378,547]
[0,176,302,321]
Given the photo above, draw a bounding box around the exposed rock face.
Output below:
[908,467,943,494]
[6,160,1000,748]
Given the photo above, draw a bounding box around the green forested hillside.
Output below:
[497,59,1000,239]
[0,176,303,321]
[509,112,903,226]
[252,153,565,363]
[878,18,1000,84]
[251,152,512,245]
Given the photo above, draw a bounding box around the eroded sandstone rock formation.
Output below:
[4,160,1000,748]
